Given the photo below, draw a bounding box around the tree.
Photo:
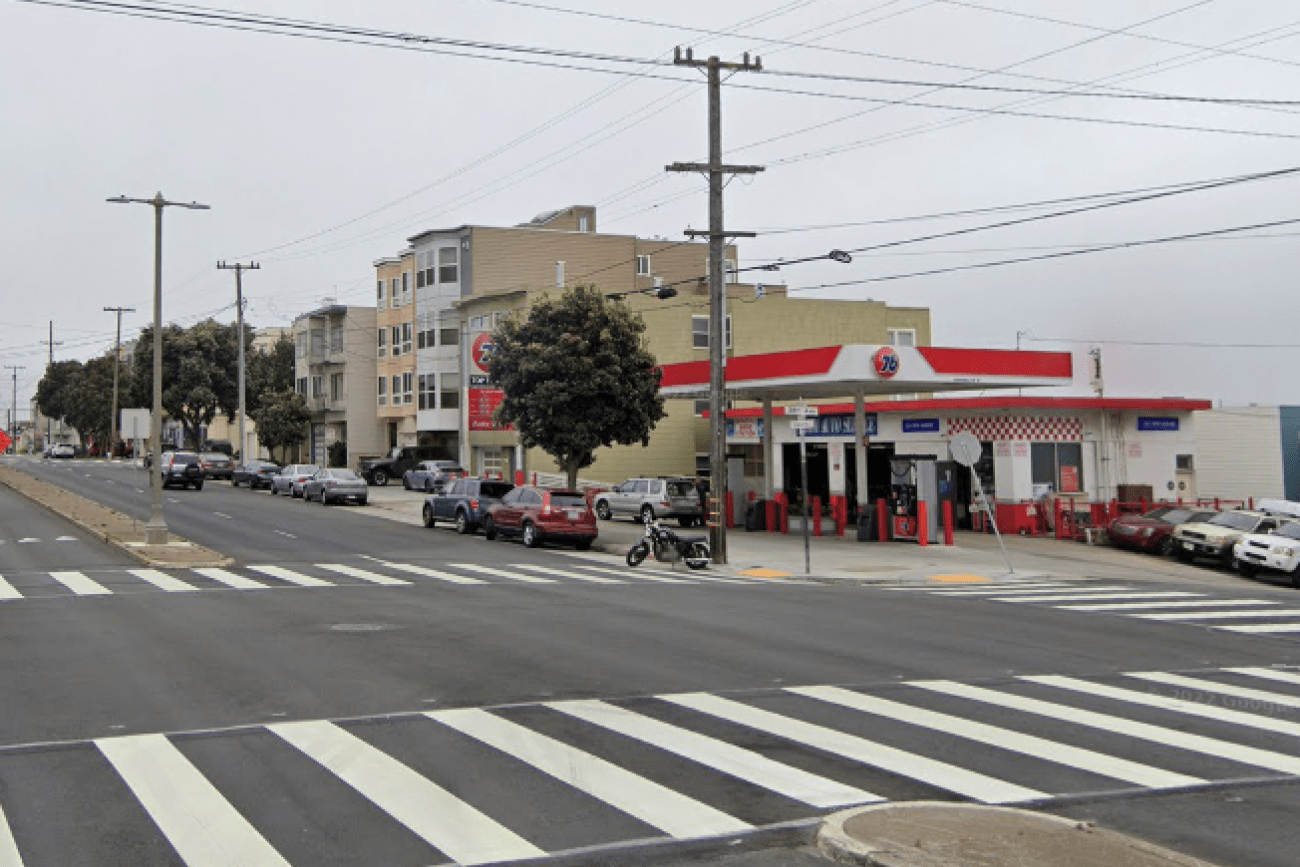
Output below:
[34,360,83,427]
[62,354,116,450]
[249,389,311,464]
[246,333,295,416]
[488,285,666,488]
[128,319,242,447]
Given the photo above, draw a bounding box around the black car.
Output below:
[159,451,204,490]
[232,459,282,489]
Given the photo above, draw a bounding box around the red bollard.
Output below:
[515,470,525,486]
[781,498,790,534]
[811,496,822,536]
[1214,497,1220,510]
[835,496,847,537]
[877,497,889,543]
[943,500,954,546]
[767,499,778,533]
[917,501,929,547]
[725,491,734,529]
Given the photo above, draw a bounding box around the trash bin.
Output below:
[745,499,768,531]
[857,504,878,541]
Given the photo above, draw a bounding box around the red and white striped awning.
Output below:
[658,344,1073,401]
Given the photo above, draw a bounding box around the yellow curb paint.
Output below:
[930,574,989,584]
[739,568,793,579]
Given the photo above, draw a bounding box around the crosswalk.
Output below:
[891,578,1300,636]
[5,665,1300,865]
[0,558,784,602]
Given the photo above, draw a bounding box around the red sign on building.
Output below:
[1060,464,1080,494]
[469,387,513,431]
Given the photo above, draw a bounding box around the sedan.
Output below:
[1106,507,1215,556]
[232,459,282,489]
[200,452,234,480]
[302,469,369,506]
[270,464,320,498]
[404,460,465,493]
[484,486,597,549]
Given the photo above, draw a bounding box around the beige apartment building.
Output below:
[375,250,418,452]
[376,205,930,485]
[292,304,384,466]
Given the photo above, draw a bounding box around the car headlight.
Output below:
[1273,545,1298,557]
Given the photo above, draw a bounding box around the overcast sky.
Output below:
[3,0,1298,417]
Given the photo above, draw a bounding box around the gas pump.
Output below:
[888,454,945,544]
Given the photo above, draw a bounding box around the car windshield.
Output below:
[1208,512,1258,530]
[173,452,198,462]
[1158,509,1195,524]
[1275,522,1300,541]
[480,482,513,498]
[549,493,587,508]
[1142,506,1175,520]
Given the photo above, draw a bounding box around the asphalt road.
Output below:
[4,456,1300,867]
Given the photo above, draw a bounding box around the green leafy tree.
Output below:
[128,319,242,447]
[488,285,666,487]
[62,354,117,451]
[34,360,83,427]
[249,389,311,464]
[246,333,295,416]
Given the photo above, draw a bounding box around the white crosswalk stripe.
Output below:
[246,565,334,588]
[191,567,270,590]
[378,561,487,585]
[9,667,1300,865]
[1064,599,1276,612]
[0,576,21,601]
[994,591,1202,604]
[1221,622,1300,634]
[50,571,111,596]
[449,563,556,583]
[128,569,198,593]
[1134,608,1300,621]
[315,564,412,586]
[97,734,291,867]
[927,584,1132,597]
[510,563,626,584]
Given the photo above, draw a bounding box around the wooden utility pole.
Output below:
[218,261,258,461]
[40,321,62,449]
[666,47,764,565]
[4,365,23,454]
[104,306,135,456]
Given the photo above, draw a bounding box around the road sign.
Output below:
[790,419,815,430]
[787,405,818,417]
[949,432,982,467]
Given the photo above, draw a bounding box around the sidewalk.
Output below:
[818,802,1220,867]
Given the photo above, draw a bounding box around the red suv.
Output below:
[484,486,597,550]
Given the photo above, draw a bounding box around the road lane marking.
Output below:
[54,536,77,542]
[564,562,697,584]
[790,685,1202,790]
[97,734,291,867]
[270,720,544,866]
[919,679,1300,775]
[1219,623,1300,634]
[212,512,232,520]
[272,530,296,539]
[128,569,198,593]
[1134,609,1300,621]
[994,592,1202,604]
[1128,672,1300,711]
[0,576,22,601]
[662,693,1045,804]
[450,563,555,584]
[245,565,333,588]
[50,571,111,596]
[1062,599,1276,612]
[0,801,22,867]
[509,564,625,584]
[927,584,1124,596]
[1229,667,1300,687]
[549,699,881,808]
[191,568,269,590]
[316,564,411,586]
[377,561,486,585]
[430,708,752,837]
[16,539,37,545]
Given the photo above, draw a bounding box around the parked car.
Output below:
[1173,509,1287,567]
[201,439,234,457]
[1106,506,1215,556]
[302,468,369,506]
[591,477,703,526]
[159,451,205,490]
[360,445,447,486]
[484,486,597,549]
[48,443,76,459]
[1234,520,1300,585]
[404,460,465,493]
[232,459,282,489]
[423,478,514,534]
[270,464,320,498]
[200,451,234,480]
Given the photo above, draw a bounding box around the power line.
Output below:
[1027,336,1300,349]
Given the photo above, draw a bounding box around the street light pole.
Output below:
[108,192,209,546]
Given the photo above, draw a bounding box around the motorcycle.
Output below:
[626,518,711,570]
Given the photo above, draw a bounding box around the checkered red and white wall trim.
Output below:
[946,416,1082,441]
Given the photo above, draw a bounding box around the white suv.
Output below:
[1234,521,1300,586]
[592,477,703,527]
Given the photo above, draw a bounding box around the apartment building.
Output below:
[375,250,419,452]
[292,304,383,466]
[376,205,930,485]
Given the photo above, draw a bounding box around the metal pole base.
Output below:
[144,519,168,546]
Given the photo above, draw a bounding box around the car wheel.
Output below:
[425,479,435,494]
[595,501,612,521]
[403,476,411,490]
[483,516,497,541]
[193,481,203,491]
[372,471,388,487]
[423,504,436,528]
[522,522,540,548]
[455,511,470,535]
[1153,537,1174,557]
[1175,548,1192,563]
[358,499,368,506]
[640,505,654,524]
[320,491,329,506]
[1238,562,1258,579]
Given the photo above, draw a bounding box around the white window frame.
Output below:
[377,279,385,305]
[402,322,413,355]
[887,328,917,347]
[402,372,413,406]
[556,260,565,287]
[438,246,458,284]
[378,328,387,358]
[691,315,732,351]
[377,376,387,406]
[636,255,650,276]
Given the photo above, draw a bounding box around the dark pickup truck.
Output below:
[422,478,515,534]
[360,445,446,486]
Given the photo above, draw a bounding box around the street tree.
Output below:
[128,319,242,447]
[61,354,116,451]
[249,389,311,464]
[34,360,83,428]
[488,285,666,488]
[246,332,295,416]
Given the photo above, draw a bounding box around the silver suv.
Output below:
[593,477,702,526]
